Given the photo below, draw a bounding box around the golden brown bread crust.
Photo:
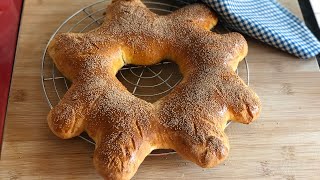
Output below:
[47,0,261,179]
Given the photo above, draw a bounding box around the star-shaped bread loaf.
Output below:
[47,0,261,179]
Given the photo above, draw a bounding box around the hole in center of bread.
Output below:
[116,60,182,103]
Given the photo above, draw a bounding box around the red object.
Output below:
[0,0,23,151]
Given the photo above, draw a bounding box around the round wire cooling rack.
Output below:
[41,0,250,156]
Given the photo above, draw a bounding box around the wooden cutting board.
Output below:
[1,0,320,179]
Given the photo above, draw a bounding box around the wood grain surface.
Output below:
[1,0,320,179]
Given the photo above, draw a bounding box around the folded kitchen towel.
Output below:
[180,0,320,59]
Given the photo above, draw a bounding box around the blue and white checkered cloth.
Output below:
[181,0,320,59]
